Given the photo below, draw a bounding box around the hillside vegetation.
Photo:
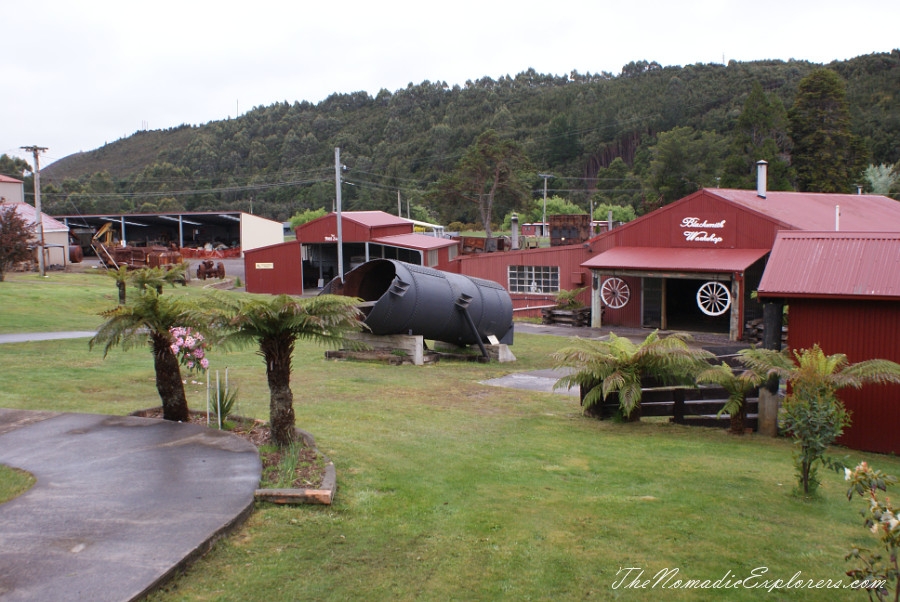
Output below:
[17,51,900,224]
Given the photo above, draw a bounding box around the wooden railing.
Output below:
[580,375,759,430]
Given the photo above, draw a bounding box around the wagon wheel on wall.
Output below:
[600,277,631,309]
[696,281,731,316]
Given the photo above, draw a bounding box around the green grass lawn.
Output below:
[0,465,34,504]
[0,272,897,601]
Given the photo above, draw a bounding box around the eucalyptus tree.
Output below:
[428,129,532,238]
[209,293,364,447]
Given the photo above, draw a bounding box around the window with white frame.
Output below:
[426,249,439,267]
[507,265,559,294]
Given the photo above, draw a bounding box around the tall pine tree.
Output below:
[721,81,792,190]
[788,69,868,192]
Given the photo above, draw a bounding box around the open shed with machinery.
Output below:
[756,230,900,455]
[53,211,283,259]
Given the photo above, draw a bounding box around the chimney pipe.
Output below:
[511,213,519,250]
[756,160,768,198]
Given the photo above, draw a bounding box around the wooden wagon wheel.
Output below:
[600,277,631,309]
[696,281,731,316]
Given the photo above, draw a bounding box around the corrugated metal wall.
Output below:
[455,245,593,317]
[787,298,900,455]
[596,275,643,326]
[588,191,791,252]
[298,215,410,243]
[244,242,304,295]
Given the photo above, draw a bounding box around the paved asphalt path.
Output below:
[0,410,260,601]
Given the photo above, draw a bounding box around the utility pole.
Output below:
[538,173,553,238]
[21,146,47,277]
[334,147,344,282]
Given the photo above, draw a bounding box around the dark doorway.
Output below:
[665,278,730,333]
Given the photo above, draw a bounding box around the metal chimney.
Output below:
[510,213,519,250]
[756,160,768,198]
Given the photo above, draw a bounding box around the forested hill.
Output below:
[37,51,900,224]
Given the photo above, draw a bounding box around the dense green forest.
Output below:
[5,51,900,226]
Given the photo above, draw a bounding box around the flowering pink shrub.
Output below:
[169,326,210,372]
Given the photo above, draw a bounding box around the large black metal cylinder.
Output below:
[321,259,514,346]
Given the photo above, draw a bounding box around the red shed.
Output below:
[582,187,900,340]
[757,231,900,455]
[244,211,460,294]
[243,241,303,296]
[296,211,411,242]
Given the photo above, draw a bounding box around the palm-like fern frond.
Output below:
[696,361,762,418]
[553,330,714,417]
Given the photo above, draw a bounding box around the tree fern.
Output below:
[553,331,714,418]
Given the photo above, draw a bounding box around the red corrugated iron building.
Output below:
[757,231,900,455]
[458,187,900,339]
[243,212,459,293]
[244,241,304,296]
[578,187,900,340]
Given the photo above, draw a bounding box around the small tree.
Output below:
[0,205,36,282]
[289,208,328,230]
[209,293,364,447]
[90,288,205,421]
[107,265,130,304]
[740,345,900,495]
[553,331,714,418]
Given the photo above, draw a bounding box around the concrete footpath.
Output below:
[0,409,260,602]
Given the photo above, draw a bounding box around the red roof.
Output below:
[708,189,900,231]
[372,233,458,251]
[341,211,411,228]
[757,231,900,300]
[0,175,23,184]
[297,211,412,243]
[582,246,770,273]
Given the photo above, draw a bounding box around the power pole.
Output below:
[21,145,48,277]
[334,147,344,282]
[538,173,553,238]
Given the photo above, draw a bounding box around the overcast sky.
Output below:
[3,0,897,168]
